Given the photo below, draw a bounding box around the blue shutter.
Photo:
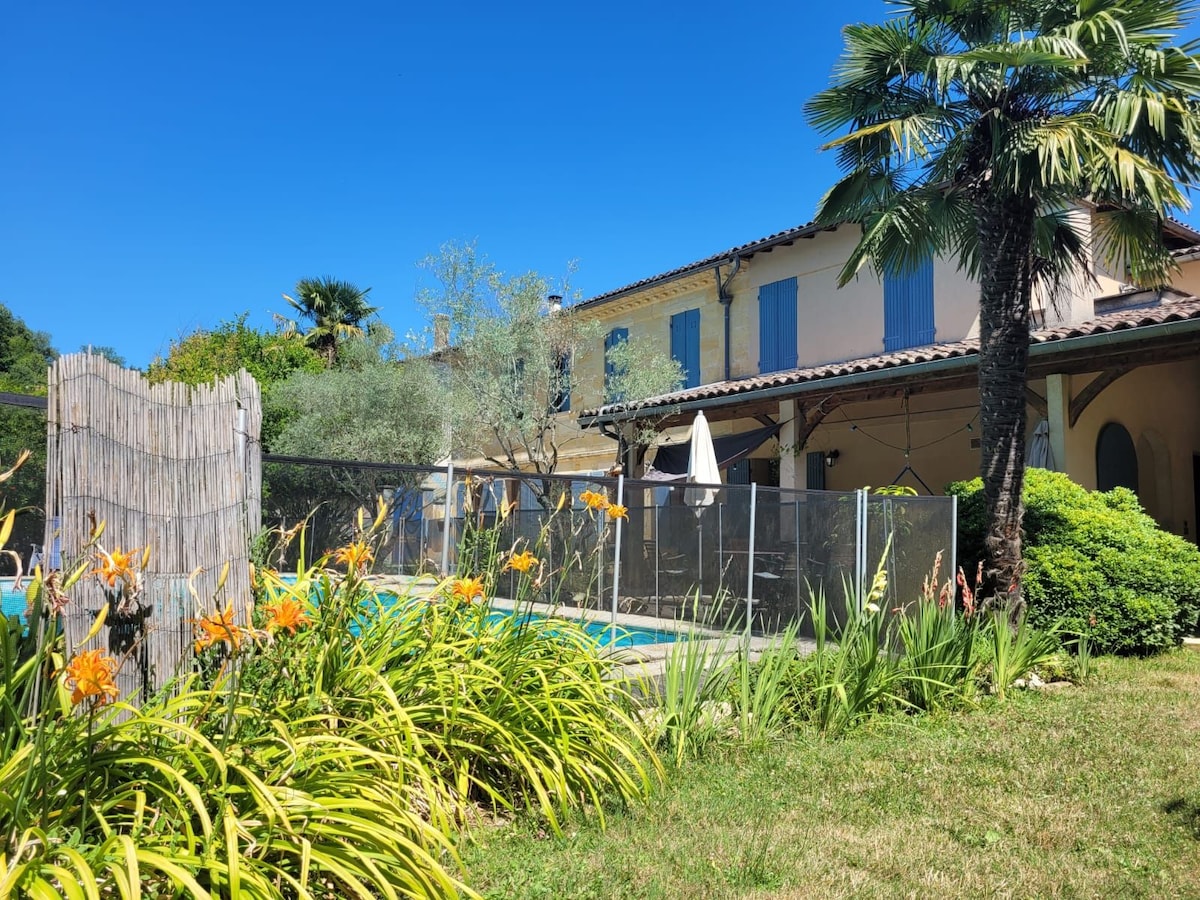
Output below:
[604,327,628,400]
[883,257,935,351]
[758,278,798,373]
[685,308,700,387]
[759,287,777,372]
[670,308,701,388]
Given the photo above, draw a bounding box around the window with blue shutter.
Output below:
[604,327,628,401]
[553,352,571,412]
[883,257,936,351]
[670,308,701,388]
[758,278,798,374]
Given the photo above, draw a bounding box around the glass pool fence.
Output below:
[261,458,958,639]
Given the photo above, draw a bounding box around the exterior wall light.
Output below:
[825,449,840,468]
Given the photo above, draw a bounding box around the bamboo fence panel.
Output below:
[44,353,262,700]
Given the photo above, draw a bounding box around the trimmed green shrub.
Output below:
[948,469,1200,655]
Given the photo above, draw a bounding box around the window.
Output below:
[758,278,798,373]
[883,257,936,351]
[604,327,628,400]
[805,451,826,491]
[553,352,571,412]
[1096,422,1138,493]
[670,308,701,388]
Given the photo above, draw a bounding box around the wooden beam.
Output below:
[792,395,844,451]
[1069,366,1134,427]
[1030,338,1199,379]
[1025,387,1047,417]
[600,332,1198,434]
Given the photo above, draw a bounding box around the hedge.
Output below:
[947,469,1200,655]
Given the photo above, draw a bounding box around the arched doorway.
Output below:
[1096,422,1138,493]
[1136,430,1173,527]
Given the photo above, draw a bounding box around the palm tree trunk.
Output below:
[975,193,1036,623]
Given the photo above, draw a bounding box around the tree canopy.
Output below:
[417,242,684,497]
[0,303,57,569]
[283,277,379,367]
[266,327,444,466]
[147,313,324,388]
[0,304,56,394]
[807,0,1200,610]
[262,327,446,556]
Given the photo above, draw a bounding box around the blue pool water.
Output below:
[2,580,27,621]
[487,609,679,648]
[1,579,679,649]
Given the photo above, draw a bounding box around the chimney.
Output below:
[433,314,450,352]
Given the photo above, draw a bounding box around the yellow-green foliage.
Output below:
[2,501,657,897]
[949,469,1200,655]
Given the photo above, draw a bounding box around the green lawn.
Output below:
[462,652,1200,899]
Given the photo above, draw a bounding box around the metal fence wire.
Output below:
[261,458,958,638]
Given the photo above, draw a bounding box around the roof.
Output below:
[579,295,1200,424]
[572,221,835,311]
[572,215,1200,314]
[1164,216,1200,247]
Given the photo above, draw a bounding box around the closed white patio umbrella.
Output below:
[685,411,721,512]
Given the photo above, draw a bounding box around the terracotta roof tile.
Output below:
[580,295,1200,421]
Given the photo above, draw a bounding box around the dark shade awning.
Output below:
[645,421,784,481]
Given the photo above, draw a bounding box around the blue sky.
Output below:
[3,1,1198,370]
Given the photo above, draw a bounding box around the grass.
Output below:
[462,652,1200,899]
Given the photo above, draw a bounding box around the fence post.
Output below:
[440,463,454,577]
[950,492,958,578]
[745,482,757,640]
[610,474,625,638]
[855,488,867,605]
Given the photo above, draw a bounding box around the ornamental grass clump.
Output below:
[805,560,908,736]
[744,547,1060,740]
[895,551,987,711]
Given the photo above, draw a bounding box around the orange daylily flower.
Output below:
[63,648,120,708]
[334,541,374,574]
[263,596,311,635]
[606,504,628,520]
[579,489,609,511]
[194,604,245,653]
[450,576,486,603]
[94,547,139,588]
[504,550,539,574]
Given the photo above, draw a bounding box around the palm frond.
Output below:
[1091,203,1179,285]
[1030,204,1096,314]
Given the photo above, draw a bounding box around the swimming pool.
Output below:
[2,580,27,621]
[487,608,679,649]
[1,579,681,649]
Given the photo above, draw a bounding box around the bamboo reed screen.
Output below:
[44,354,262,700]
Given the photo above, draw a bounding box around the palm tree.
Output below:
[806,0,1200,617]
[283,277,379,366]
